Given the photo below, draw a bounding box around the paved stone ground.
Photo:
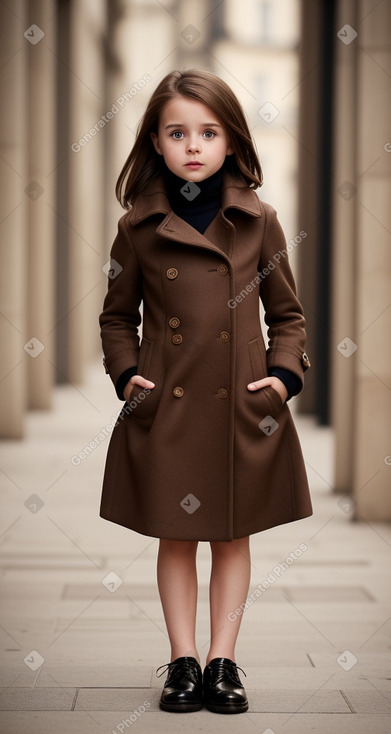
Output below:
[0,360,390,733]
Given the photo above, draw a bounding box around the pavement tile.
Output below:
[75,687,156,711]
[341,689,391,713]
[35,666,152,688]
[248,688,351,713]
[0,669,39,689]
[365,677,391,692]
[74,687,350,713]
[0,602,147,624]
[0,687,76,711]
[0,713,391,734]
[0,554,102,570]
[286,585,374,603]
[52,618,145,631]
[62,583,170,601]
[308,652,391,670]
[233,666,378,690]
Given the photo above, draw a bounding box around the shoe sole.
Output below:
[159,701,203,713]
[204,700,249,714]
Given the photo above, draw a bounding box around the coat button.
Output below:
[172,333,183,344]
[169,316,180,328]
[217,263,228,275]
[166,267,178,279]
[301,352,311,368]
[219,331,230,342]
[217,388,228,399]
[173,386,184,397]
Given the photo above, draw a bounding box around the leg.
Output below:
[206,535,251,664]
[157,538,200,663]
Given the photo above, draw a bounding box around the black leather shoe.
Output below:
[156,656,203,712]
[203,657,248,714]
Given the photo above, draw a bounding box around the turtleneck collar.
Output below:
[161,159,224,211]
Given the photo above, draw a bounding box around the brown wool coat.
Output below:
[99,171,313,541]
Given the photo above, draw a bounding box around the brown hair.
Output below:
[116,68,263,208]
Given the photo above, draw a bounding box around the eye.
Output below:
[203,130,216,139]
[170,130,184,139]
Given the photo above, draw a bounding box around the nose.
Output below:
[187,137,201,154]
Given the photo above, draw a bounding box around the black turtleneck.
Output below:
[115,161,302,402]
[161,160,223,234]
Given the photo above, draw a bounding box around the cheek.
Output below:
[157,139,171,157]
[216,138,230,156]
[167,142,183,158]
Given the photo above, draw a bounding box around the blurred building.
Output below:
[1,0,390,520]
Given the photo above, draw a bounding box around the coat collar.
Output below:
[127,170,262,226]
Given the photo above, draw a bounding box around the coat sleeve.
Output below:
[258,202,311,391]
[99,213,142,392]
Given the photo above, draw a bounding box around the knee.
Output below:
[159,538,198,555]
[210,535,250,556]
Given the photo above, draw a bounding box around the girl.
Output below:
[99,69,313,715]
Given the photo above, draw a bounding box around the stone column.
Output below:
[0,1,28,437]
[26,0,56,409]
[352,0,391,518]
[296,1,323,414]
[67,0,105,383]
[332,0,391,517]
[330,0,358,493]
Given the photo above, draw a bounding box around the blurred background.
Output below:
[0,0,391,728]
[1,0,390,518]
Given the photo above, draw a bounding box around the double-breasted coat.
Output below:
[99,170,313,541]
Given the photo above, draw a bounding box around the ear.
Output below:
[150,132,163,155]
[226,138,234,156]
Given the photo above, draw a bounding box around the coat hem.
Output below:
[98,507,314,542]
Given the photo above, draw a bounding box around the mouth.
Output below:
[185,162,203,168]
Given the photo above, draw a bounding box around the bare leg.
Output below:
[206,536,251,664]
[156,538,200,663]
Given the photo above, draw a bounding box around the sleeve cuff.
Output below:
[115,366,138,401]
[268,367,303,401]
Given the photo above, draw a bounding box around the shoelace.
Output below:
[156,658,200,684]
[206,659,247,686]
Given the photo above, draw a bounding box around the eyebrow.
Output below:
[164,123,222,129]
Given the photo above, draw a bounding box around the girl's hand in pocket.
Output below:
[247,376,288,403]
[124,375,155,404]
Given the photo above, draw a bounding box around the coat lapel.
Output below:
[128,169,262,260]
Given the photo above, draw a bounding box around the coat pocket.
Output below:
[137,337,154,379]
[247,336,284,423]
[125,338,157,419]
[248,335,268,381]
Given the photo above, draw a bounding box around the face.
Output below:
[150,95,233,181]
